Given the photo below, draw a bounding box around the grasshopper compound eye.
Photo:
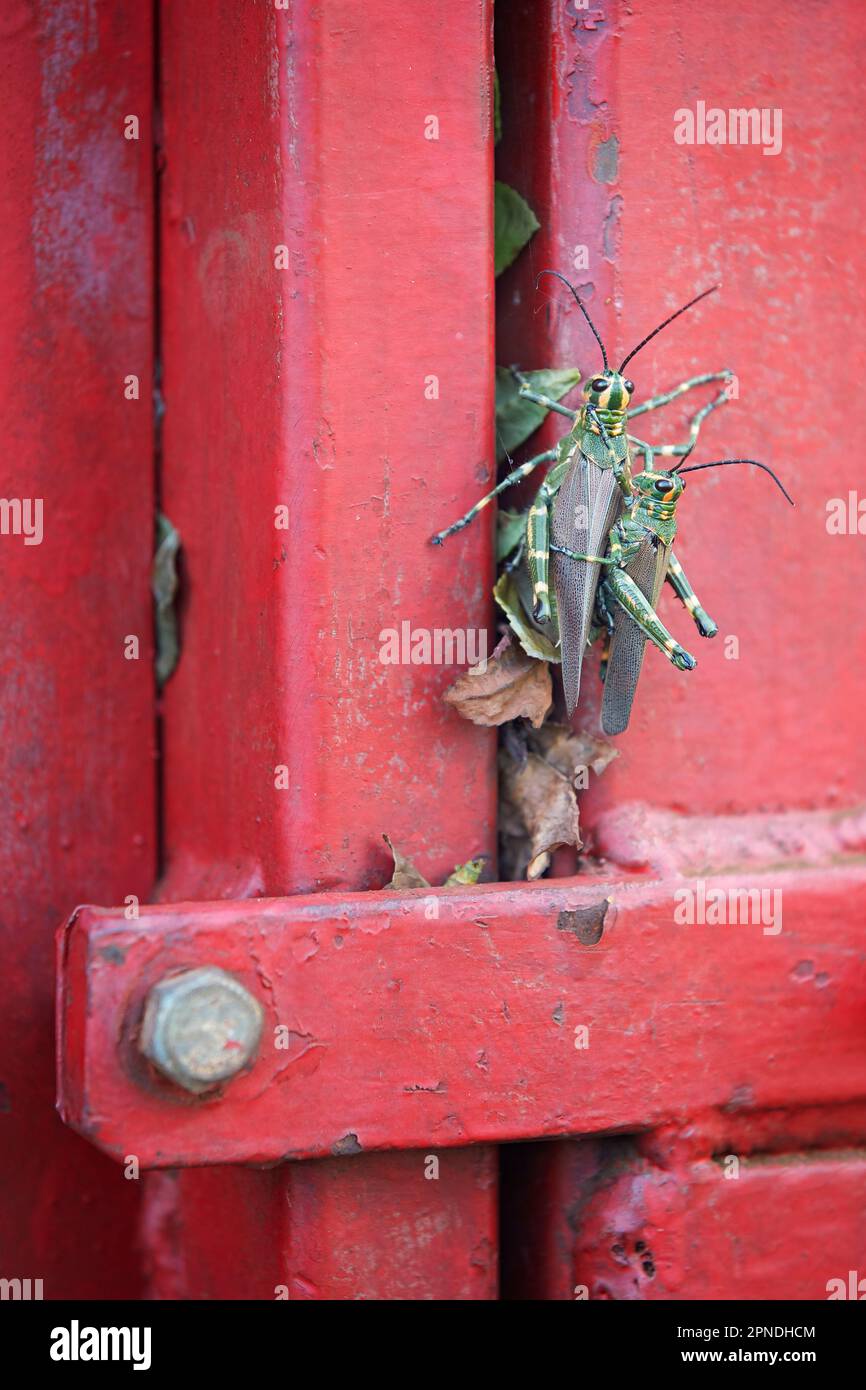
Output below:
[623,379,635,394]
[590,377,608,392]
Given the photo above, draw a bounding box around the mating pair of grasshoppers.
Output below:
[432,276,793,734]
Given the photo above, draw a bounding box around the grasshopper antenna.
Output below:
[536,270,608,369]
[677,457,795,506]
[619,286,719,372]
[668,442,697,472]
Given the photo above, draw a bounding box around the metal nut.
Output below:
[140,966,264,1094]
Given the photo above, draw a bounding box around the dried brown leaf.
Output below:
[499,723,618,880]
[382,834,430,891]
[530,724,619,780]
[443,632,552,728]
[499,748,579,880]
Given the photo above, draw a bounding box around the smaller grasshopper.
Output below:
[553,455,794,734]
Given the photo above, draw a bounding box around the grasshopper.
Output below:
[554,455,793,734]
[432,274,738,712]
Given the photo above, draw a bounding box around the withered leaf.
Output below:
[530,724,619,780]
[499,723,618,880]
[152,513,181,688]
[443,632,552,728]
[500,748,578,880]
[382,834,430,891]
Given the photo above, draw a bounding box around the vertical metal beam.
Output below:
[0,0,155,1296]
[496,0,866,1298]
[154,0,497,1298]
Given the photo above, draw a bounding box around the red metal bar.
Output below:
[59,864,866,1168]
[0,1,155,1297]
[150,0,498,1297]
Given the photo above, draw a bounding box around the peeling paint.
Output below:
[592,133,619,184]
[556,901,610,944]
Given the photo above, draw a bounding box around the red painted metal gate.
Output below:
[3,0,866,1302]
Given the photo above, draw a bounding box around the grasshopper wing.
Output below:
[601,537,670,735]
[551,453,622,715]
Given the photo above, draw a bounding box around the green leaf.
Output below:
[493,70,502,145]
[494,181,539,276]
[497,509,526,563]
[495,366,581,462]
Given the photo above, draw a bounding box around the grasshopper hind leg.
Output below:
[604,568,697,671]
[524,459,569,622]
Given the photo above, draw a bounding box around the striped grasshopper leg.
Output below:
[525,459,568,622]
[430,448,557,546]
[628,371,735,465]
[603,566,697,672]
[666,550,718,638]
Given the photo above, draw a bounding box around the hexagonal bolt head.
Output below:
[140,966,264,1094]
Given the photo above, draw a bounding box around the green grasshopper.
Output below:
[432,275,737,710]
[553,455,793,734]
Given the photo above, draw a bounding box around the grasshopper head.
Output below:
[633,469,685,506]
[585,369,633,412]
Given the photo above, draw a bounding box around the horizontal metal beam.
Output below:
[58,866,866,1167]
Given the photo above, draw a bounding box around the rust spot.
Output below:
[331,1132,362,1156]
[98,945,126,965]
[556,901,610,944]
